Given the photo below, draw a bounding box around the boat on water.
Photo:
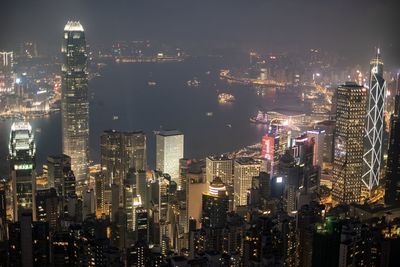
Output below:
[218,93,235,104]
[187,78,200,87]
[206,112,213,117]
[148,81,157,86]
[250,111,268,124]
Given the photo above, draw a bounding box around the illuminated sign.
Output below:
[262,135,275,161]
[276,177,283,183]
[14,164,33,170]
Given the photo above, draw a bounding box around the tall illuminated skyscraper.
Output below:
[9,122,36,221]
[233,157,260,207]
[363,49,386,196]
[0,52,14,94]
[61,21,89,184]
[156,130,184,184]
[332,83,367,204]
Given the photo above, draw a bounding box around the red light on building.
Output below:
[262,135,275,160]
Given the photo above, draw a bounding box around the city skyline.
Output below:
[0,2,400,266]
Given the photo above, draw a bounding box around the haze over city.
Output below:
[0,1,399,266]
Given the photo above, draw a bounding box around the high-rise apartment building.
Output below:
[363,49,386,196]
[61,21,89,184]
[9,122,36,221]
[332,83,367,204]
[156,130,184,183]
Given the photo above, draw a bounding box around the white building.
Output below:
[156,130,184,183]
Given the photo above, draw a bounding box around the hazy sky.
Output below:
[1,0,399,66]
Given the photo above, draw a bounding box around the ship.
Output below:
[187,78,200,87]
[218,93,235,103]
[148,81,157,86]
[250,111,268,124]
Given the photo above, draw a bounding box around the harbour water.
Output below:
[0,57,305,177]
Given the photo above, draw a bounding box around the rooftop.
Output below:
[64,21,84,32]
[235,157,259,165]
[157,129,183,137]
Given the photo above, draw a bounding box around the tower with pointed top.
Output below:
[61,21,89,185]
[362,49,386,196]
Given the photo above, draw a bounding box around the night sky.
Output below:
[0,0,399,66]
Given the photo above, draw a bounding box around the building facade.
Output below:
[9,122,36,221]
[332,83,367,204]
[61,21,89,184]
[363,49,386,196]
[233,158,260,207]
[156,130,184,184]
[205,156,233,185]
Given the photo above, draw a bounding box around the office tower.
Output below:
[61,21,89,183]
[312,217,342,267]
[82,189,95,220]
[261,133,280,174]
[233,158,260,207]
[201,177,229,252]
[8,214,50,267]
[307,129,325,167]
[36,188,59,230]
[332,83,367,204]
[0,183,6,243]
[202,177,229,229]
[0,51,14,94]
[385,86,400,205]
[363,49,386,196]
[314,120,336,164]
[101,130,147,185]
[51,231,78,266]
[9,122,36,221]
[95,172,108,217]
[206,155,233,185]
[44,154,75,197]
[135,208,148,241]
[277,152,302,214]
[127,240,149,267]
[156,130,184,183]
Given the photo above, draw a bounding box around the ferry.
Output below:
[187,78,200,87]
[250,111,268,124]
[218,93,235,104]
[148,81,157,86]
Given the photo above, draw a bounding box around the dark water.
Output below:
[0,57,303,177]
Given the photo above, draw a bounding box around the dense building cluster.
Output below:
[0,21,399,267]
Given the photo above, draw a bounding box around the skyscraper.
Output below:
[9,122,36,221]
[61,21,89,184]
[384,82,400,206]
[44,154,75,197]
[100,130,147,186]
[156,130,184,183]
[363,49,386,196]
[0,51,14,94]
[205,155,233,185]
[233,157,260,207]
[332,83,367,204]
